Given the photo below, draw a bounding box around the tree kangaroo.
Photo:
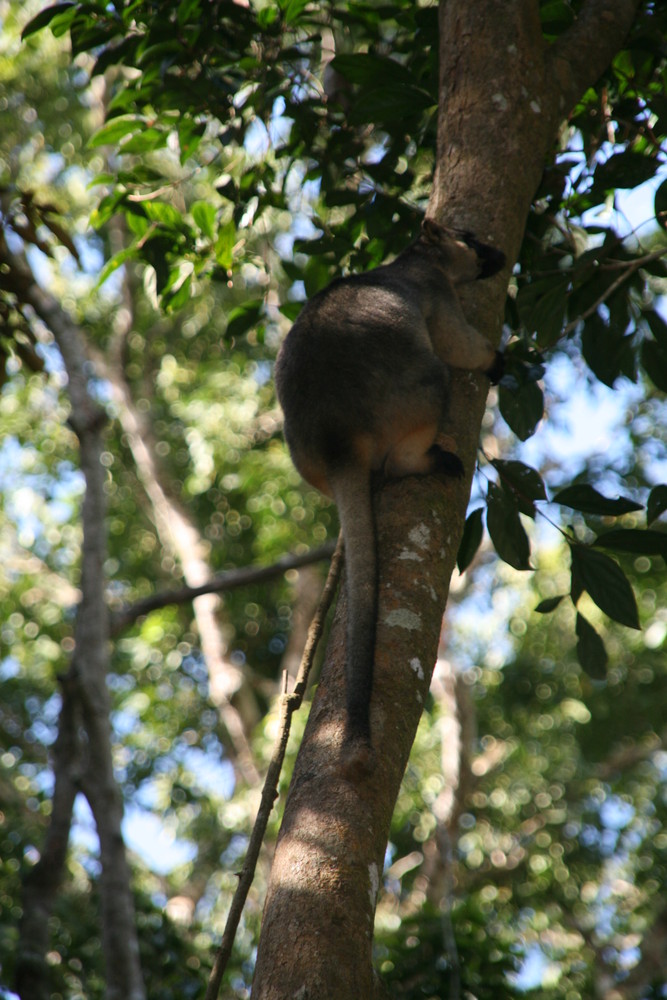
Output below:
[275,218,505,774]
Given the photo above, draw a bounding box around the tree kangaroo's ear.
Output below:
[420,216,443,244]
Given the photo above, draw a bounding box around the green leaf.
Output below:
[21,2,75,39]
[144,201,187,229]
[280,0,311,24]
[88,171,116,187]
[581,315,635,388]
[498,378,544,441]
[192,201,216,241]
[143,236,173,293]
[215,220,237,270]
[641,337,667,392]
[491,460,547,513]
[486,483,531,571]
[176,0,202,24]
[120,127,169,154]
[593,528,667,559]
[331,53,415,88]
[92,36,140,77]
[570,545,640,629]
[224,300,263,341]
[592,151,658,193]
[88,116,146,149]
[516,277,569,347]
[90,190,128,229]
[177,118,206,163]
[278,301,304,322]
[95,246,137,289]
[125,209,151,237]
[535,595,566,613]
[644,310,667,349]
[654,176,667,229]
[575,612,608,679]
[457,508,484,573]
[136,41,183,70]
[553,484,643,516]
[647,484,667,525]
[348,85,435,126]
[257,5,279,28]
[163,273,193,312]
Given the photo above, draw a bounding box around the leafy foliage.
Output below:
[22,0,440,310]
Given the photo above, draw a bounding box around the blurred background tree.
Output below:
[0,0,665,997]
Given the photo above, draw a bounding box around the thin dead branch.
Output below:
[204,535,343,1000]
[110,541,337,633]
[561,246,667,337]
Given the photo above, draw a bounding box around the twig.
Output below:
[561,246,667,337]
[125,148,223,203]
[110,541,337,634]
[204,534,344,1000]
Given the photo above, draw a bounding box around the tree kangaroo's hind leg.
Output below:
[381,361,465,481]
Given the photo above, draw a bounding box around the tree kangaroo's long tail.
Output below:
[330,464,377,747]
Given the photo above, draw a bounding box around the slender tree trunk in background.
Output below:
[104,217,261,783]
[15,693,77,1000]
[100,351,261,786]
[2,243,146,1000]
[251,2,640,996]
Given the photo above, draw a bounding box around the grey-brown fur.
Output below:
[275,218,505,775]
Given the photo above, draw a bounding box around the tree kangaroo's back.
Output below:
[275,218,505,777]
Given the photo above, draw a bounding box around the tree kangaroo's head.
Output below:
[420,217,505,284]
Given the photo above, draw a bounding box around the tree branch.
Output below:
[561,246,667,337]
[110,541,337,633]
[546,0,642,117]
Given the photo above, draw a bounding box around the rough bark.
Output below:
[206,540,343,1000]
[251,1,641,996]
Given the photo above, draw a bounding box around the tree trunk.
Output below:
[251,1,640,995]
[100,352,261,786]
[2,244,147,1000]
